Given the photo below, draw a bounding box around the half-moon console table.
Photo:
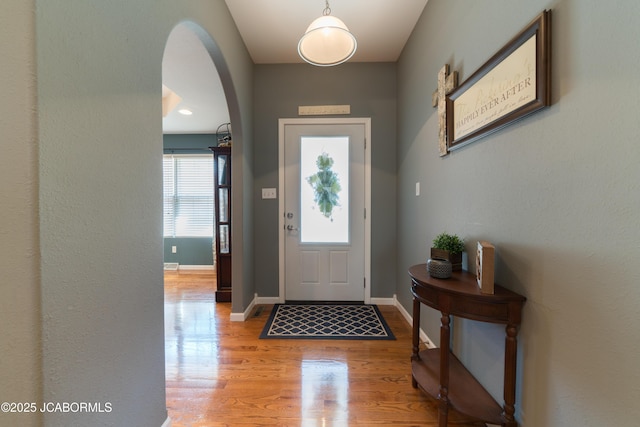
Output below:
[408,264,526,427]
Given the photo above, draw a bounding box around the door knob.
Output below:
[286,225,299,231]
[286,212,294,219]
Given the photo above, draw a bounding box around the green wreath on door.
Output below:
[306,152,341,220]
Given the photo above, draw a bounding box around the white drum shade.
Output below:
[298,15,357,66]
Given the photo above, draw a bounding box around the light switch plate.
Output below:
[262,188,277,199]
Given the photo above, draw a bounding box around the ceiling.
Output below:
[162,0,428,134]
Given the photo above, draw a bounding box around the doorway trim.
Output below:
[278,117,371,304]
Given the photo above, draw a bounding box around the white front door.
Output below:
[279,118,370,302]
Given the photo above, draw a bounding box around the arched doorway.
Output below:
[161,23,230,275]
[161,22,241,425]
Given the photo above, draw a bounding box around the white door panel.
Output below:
[280,120,368,301]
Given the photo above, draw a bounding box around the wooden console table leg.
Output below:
[438,312,450,427]
[503,323,519,427]
[411,297,421,388]
[412,297,421,360]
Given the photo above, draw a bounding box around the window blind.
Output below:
[163,155,214,237]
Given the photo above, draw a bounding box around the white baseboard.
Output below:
[161,416,171,427]
[229,311,248,322]
[178,265,214,271]
[229,294,257,322]
[370,297,396,305]
[249,292,398,308]
[255,296,282,304]
[392,295,436,349]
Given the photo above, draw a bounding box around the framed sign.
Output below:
[447,10,551,151]
[476,241,495,294]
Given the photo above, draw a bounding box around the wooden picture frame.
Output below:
[447,10,551,151]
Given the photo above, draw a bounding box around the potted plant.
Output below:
[431,232,464,271]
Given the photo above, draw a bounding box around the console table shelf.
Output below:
[412,349,503,425]
[409,264,526,427]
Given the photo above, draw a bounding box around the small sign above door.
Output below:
[298,105,351,116]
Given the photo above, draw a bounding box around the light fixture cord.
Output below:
[323,0,331,16]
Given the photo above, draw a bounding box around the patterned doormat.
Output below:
[259,304,395,340]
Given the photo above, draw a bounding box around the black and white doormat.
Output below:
[259,304,395,340]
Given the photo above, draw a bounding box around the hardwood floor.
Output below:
[164,270,487,426]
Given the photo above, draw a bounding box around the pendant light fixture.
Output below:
[298,0,357,67]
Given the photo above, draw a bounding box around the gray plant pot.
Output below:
[427,258,452,279]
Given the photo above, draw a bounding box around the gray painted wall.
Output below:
[163,238,213,266]
[1,2,42,427]
[2,1,253,426]
[6,0,640,425]
[397,0,640,425]
[253,63,397,299]
[164,133,217,154]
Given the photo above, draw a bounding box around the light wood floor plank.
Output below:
[165,271,486,426]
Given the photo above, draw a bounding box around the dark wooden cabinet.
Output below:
[408,265,526,427]
[211,146,231,302]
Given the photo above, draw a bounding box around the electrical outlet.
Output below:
[171,246,177,254]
